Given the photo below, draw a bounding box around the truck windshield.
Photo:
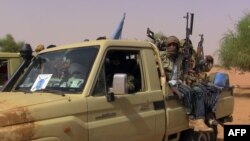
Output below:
[15,46,99,94]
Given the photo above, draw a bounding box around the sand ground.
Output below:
[208,67,250,140]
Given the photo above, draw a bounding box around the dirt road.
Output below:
[217,89,250,140]
[208,67,250,140]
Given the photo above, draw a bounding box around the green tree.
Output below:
[0,34,24,52]
[218,13,250,70]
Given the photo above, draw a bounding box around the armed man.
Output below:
[194,34,221,126]
[180,34,221,126]
[161,36,213,132]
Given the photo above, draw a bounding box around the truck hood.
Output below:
[0,92,68,127]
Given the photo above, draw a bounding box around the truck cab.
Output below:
[0,52,21,88]
[0,40,234,141]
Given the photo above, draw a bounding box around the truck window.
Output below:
[15,47,99,94]
[92,49,143,96]
[0,59,8,86]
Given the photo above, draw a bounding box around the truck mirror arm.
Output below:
[106,91,115,102]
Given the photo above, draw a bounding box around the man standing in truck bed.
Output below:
[161,36,213,132]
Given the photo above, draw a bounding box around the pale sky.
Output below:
[0,0,249,62]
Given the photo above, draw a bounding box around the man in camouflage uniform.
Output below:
[180,38,220,126]
[196,55,221,125]
[161,36,213,132]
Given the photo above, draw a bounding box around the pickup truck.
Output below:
[0,40,234,141]
[0,52,21,88]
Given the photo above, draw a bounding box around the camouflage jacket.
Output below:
[160,51,200,86]
[160,51,184,81]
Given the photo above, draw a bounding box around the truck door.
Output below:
[87,49,165,141]
[0,56,21,89]
[0,59,8,87]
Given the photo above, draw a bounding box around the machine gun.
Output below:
[146,28,166,51]
[182,12,194,78]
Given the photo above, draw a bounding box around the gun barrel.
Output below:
[186,13,189,37]
[190,13,194,35]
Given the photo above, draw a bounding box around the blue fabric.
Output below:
[112,13,126,39]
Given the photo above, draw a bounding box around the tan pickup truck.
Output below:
[0,40,234,141]
[0,52,21,88]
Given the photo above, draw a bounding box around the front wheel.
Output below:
[193,132,210,141]
[179,129,213,141]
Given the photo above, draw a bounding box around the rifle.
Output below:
[146,28,166,51]
[195,34,205,73]
[197,34,204,60]
[182,12,194,79]
[195,34,214,76]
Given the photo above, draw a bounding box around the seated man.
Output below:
[59,50,86,88]
[161,36,213,132]
[67,63,86,88]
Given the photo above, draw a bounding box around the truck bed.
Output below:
[215,87,234,120]
[164,86,234,135]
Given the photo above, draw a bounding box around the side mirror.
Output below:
[106,73,128,102]
[112,73,128,94]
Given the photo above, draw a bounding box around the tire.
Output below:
[179,129,194,141]
[193,132,210,141]
[179,129,212,141]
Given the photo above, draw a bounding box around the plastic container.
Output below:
[213,72,229,88]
